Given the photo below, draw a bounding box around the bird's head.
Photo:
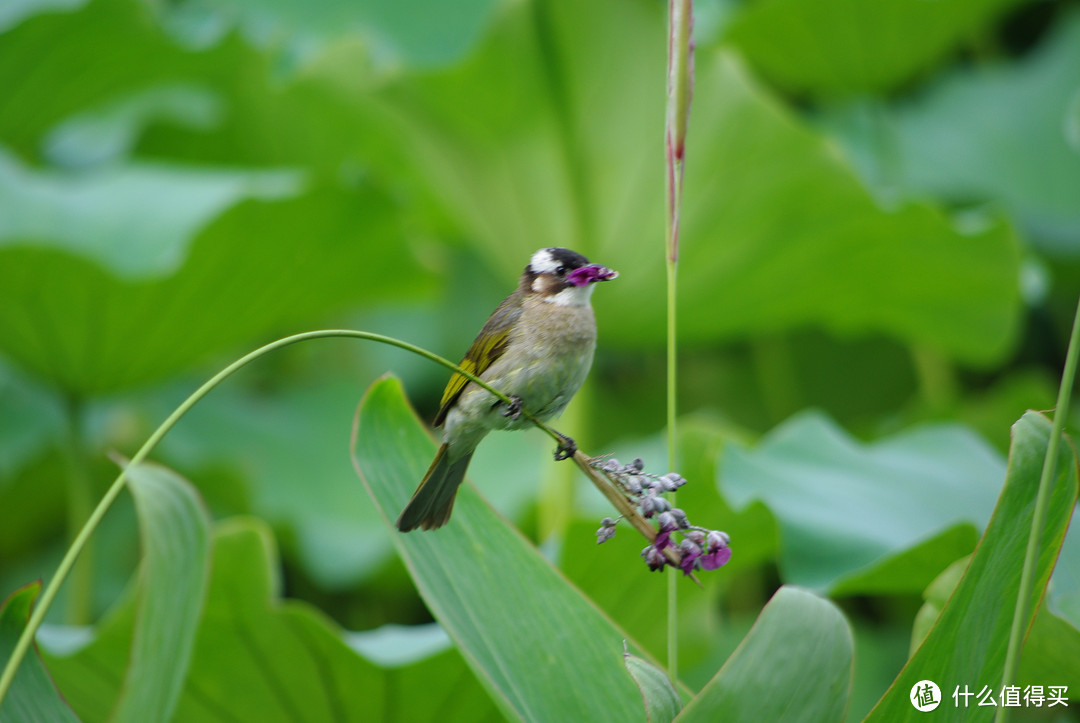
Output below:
[524,247,618,306]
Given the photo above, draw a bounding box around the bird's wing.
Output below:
[434,291,523,427]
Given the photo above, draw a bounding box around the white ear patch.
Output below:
[529,248,560,275]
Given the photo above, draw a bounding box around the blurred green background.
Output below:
[1,0,1079,718]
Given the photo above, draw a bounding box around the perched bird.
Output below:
[396,247,618,531]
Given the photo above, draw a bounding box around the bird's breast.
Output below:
[475,301,597,425]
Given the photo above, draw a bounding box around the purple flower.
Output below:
[700,531,732,570]
[642,545,667,572]
[700,546,732,570]
[654,511,678,551]
[678,539,701,576]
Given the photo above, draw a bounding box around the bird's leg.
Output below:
[501,395,524,420]
[554,433,577,461]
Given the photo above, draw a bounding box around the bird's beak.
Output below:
[567,264,619,287]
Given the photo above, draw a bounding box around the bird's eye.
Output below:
[555,265,567,276]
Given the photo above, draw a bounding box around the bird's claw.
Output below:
[554,435,577,461]
[502,395,523,420]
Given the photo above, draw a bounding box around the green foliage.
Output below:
[112,460,210,723]
[865,412,1079,721]
[42,516,504,722]
[721,411,1004,592]
[0,181,420,394]
[625,651,683,723]
[352,376,649,721]
[822,10,1080,257]
[0,584,79,722]
[724,0,1025,94]
[678,587,854,723]
[1,0,1079,719]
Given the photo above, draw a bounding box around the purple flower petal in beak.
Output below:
[567,264,619,287]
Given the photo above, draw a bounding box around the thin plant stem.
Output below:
[570,450,692,579]
[995,294,1080,723]
[0,328,680,703]
[0,330,516,702]
[666,262,679,681]
[665,0,693,685]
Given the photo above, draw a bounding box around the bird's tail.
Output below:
[396,443,475,531]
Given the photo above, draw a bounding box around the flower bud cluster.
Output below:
[591,456,731,576]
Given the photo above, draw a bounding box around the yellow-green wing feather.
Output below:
[434,290,523,427]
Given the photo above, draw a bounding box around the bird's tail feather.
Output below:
[396,444,475,531]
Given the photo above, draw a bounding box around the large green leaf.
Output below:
[670,54,1019,364]
[0,182,420,394]
[0,148,297,276]
[44,517,503,722]
[351,375,655,722]
[112,459,211,723]
[0,583,80,723]
[0,0,363,167]
[675,586,853,722]
[352,0,1021,364]
[865,411,1079,721]
[155,0,498,69]
[720,410,1005,592]
[0,0,1023,366]
[0,0,430,395]
[1,460,209,722]
[912,555,1080,692]
[822,9,1080,256]
[723,0,1024,95]
[171,519,501,722]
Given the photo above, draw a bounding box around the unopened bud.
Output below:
[707,530,730,551]
[641,545,666,571]
[659,473,686,491]
[657,511,677,532]
[679,538,701,557]
[642,497,660,517]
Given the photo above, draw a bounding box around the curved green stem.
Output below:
[0,328,566,704]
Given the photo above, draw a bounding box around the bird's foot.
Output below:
[502,395,524,420]
[554,434,577,461]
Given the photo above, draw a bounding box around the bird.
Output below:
[396,247,618,531]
